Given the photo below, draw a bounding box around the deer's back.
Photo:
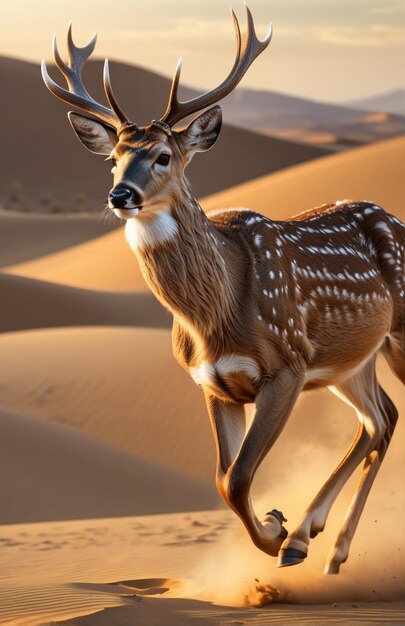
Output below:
[208,201,403,388]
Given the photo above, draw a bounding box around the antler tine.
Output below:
[231,6,243,69]
[163,56,183,124]
[162,7,242,125]
[239,4,272,70]
[52,33,72,78]
[63,24,98,96]
[161,4,272,127]
[103,59,131,125]
[67,23,97,67]
[42,26,131,130]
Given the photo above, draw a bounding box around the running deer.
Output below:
[42,7,404,573]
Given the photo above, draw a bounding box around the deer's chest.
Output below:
[173,319,263,403]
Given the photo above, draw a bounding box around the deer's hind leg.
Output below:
[325,383,398,573]
[278,355,386,569]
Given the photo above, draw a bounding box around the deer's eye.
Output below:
[156,153,170,166]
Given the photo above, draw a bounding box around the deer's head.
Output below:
[42,8,272,221]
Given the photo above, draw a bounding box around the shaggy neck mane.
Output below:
[126,181,240,339]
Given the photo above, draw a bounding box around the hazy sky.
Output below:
[1,0,404,103]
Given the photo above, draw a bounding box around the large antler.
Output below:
[161,4,272,127]
[41,24,132,131]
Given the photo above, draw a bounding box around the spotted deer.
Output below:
[42,7,404,574]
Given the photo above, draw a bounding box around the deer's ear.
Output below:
[68,112,117,155]
[178,105,222,161]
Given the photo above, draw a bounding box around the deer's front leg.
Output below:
[206,366,303,557]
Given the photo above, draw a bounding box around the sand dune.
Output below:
[5,227,145,291]
[0,211,116,267]
[202,135,405,220]
[0,327,214,483]
[221,88,405,148]
[0,57,328,214]
[0,407,218,524]
[6,136,404,293]
[0,273,169,332]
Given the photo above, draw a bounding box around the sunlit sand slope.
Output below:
[202,136,405,220]
[5,227,145,291]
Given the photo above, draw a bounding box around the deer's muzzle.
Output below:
[108,185,143,210]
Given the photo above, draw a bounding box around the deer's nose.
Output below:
[108,187,133,208]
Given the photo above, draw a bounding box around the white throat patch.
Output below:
[125,211,179,251]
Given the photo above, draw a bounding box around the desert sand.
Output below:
[1,107,404,625]
[1,511,404,626]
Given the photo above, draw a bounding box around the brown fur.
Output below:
[125,186,404,572]
[133,196,403,398]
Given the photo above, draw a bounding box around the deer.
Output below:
[42,6,404,574]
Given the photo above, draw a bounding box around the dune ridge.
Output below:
[0,211,116,266]
[0,272,169,333]
[4,227,145,291]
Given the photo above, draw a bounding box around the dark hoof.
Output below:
[277,547,307,568]
[266,509,288,524]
